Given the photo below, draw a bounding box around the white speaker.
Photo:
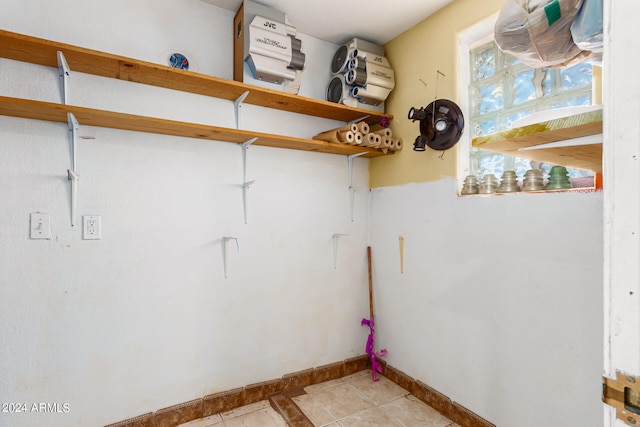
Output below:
[326,38,394,113]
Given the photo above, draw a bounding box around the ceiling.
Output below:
[200,0,455,45]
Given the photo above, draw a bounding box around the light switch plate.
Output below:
[30,213,51,239]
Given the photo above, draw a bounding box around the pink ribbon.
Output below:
[361,316,387,381]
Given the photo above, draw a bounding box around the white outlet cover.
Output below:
[82,215,101,240]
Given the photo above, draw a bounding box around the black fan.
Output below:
[408,99,464,151]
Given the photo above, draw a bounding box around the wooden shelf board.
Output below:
[0,96,390,158]
[0,29,392,125]
[472,110,603,172]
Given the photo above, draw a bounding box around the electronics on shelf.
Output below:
[326,38,395,113]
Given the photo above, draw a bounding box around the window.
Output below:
[457,17,597,190]
[468,40,594,181]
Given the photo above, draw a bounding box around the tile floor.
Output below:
[177,400,286,427]
[178,370,459,427]
[292,370,459,427]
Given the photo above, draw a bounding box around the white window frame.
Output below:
[457,14,497,186]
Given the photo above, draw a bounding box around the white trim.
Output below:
[603,0,640,389]
[601,0,613,382]
[457,14,497,186]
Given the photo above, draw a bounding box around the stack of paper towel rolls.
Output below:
[312,121,402,152]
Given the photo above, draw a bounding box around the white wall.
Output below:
[0,1,371,426]
[0,2,606,427]
[370,179,603,427]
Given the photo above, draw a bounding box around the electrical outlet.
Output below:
[30,212,51,239]
[83,215,101,240]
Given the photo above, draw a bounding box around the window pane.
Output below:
[478,83,504,114]
[560,62,592,90]
[504,109,534,128]
[473,46,495,80]
[543,68,553,95]
[474,118,497,136]
[551,94,592,109]
[478,152,506,177]
[513,157,533,177]
[513,69,536,105]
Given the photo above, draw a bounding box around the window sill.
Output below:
[458,173,602,197]
[458,186,601,198]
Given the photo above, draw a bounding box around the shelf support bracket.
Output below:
[234,90,250,130]
[67,169,79,227]
[241,137,258,224]
[348,152,367,222]
[67,113,80,226]
[57,51,71,105]
[348,115,370,125]
[222,236,239,278]
[68,113,79,172]
[332,234,349,269]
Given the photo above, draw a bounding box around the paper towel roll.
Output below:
[363,133,378,147]
[353,132,364,145]
[372,128,392,138]
[313,130,341,143]
[381,137,392,149]
[356,121,370,135]
[389,138,403,150]
[338,130,355,144]
[336,123,359,133]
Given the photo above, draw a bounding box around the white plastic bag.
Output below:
[494,0,588,68]
[571,0,604,52]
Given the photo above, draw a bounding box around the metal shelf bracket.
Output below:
[57,51,70,104]
[68,113,79,172]
[348,115,370,125]
[332,233,349,269]
[234,90,250,130]
[348,152,367,222]
[222,236,239,278]
[241,137,258,224]
[67,169,79,227]
[67,113,80,226]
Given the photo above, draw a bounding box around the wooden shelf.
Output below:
[0,96,388,157]
[472,110,603,172]
[0,29,392,125]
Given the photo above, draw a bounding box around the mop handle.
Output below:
[367,246,373,319]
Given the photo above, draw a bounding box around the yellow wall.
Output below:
[370,0,505,188]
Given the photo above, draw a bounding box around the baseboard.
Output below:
[379,359,496,427]
[105,355,368,427]
[105,354,495,427]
